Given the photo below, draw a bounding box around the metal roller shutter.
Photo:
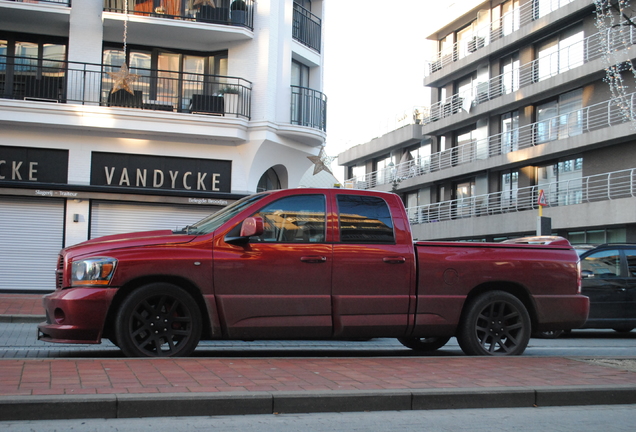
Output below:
[90,201,219,239]
[0,196,64,292]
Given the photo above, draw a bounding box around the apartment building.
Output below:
[0,0,326,291]
[339,0,636,244]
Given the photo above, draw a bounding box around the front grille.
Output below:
[56,254,64,290]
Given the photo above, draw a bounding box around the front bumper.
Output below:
[533,294,590,331]
[37,287,118,344]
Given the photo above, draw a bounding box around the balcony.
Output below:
[103,0,254,29]
[345,92,636,190]
[426,0,579,76]
[290,85,326,131]
[292,2,321,53]
[420,26,636,126]
[0,54,252,119]
[0,0,70,36]
[406,168,635,225]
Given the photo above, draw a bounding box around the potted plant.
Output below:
[222,85,240,115]
[230,0,247,25]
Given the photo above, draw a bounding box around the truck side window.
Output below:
[581,250,621,278]
[251,195,325,243]
[337,195,395,243]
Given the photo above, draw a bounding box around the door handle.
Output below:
[383,256,406,264]
[300,256,327,263]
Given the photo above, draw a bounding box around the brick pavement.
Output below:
[1,356,636,397]
[0,293,45,317]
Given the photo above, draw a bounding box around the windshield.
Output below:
[174,194,266,235]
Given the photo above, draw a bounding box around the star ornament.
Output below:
[108,63,139,95]
[307,147,334,176]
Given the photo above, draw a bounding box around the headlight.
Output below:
[71,257,117,286]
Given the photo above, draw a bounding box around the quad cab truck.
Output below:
[38,188,589,357]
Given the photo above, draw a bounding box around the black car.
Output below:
[536,244,636,338]
[578,244,636,332]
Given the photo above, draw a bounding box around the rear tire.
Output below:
[457,291,531,356]
[115,283,202,358]
[398,336,451,352]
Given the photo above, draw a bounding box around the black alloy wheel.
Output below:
[398,336,451,352]
[457,291,531,356]
[115,283,202,357]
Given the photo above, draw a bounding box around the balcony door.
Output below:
[1,37,66,102]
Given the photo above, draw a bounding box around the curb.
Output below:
[1,386,636,421]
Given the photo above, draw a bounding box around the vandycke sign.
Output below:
[91,152,232,193]
[0,146,68,184]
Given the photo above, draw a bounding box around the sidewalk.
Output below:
[0,293,45,323]
[1,293,636,421]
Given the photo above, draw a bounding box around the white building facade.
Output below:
[0,0,326,291]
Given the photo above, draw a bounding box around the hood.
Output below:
[63,230,198,257]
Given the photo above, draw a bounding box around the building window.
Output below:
[537,157,583,206]
[257,168,282,192]
[535,25,584,82]
[374,154,393,185]
[453,178,475,217]
[568,228,626,244]
[501,170,519,208]
[103,46,228,112]
[500,53,520,95]
[536,88,583,144]
[501,111,519,153]
[0,35,67,101]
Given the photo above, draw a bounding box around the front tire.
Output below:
[115,283,202,357]
[457,291,531,356]
[398,336,451,352]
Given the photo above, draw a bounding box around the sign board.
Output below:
[537,189,548,207]
[0,146,68,184]
[91,152,232,193]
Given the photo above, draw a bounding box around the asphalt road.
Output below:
[1,323,635,358]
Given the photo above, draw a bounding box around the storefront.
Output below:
[0,145,243,292]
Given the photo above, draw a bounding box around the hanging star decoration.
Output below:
[193,0,216,7]
[108,63,139,95]
[308,147,335,176]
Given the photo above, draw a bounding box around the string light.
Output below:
[594,0,636,122]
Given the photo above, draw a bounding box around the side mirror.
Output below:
[225,217,264,245]
[240,216,264,238]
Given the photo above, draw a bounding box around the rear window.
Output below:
[337,195,395,243]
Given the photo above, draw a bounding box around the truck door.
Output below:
[331,194,414,339]
[213,194,332,339]
[623,248,636,327]
[580,248,628,327]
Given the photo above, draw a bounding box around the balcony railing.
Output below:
[406,168,635,225]
[345,92,636,190]
[103,0,255,29]
[427,0,576,75]
[291,85,327,131]
[0,54,252,119]
[421,26,636,125]
[292,2,321,52]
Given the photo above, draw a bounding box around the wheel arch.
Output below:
[460,281,539,330]
[102,275,213,341]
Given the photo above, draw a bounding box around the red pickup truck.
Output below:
[38,188,589,357]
